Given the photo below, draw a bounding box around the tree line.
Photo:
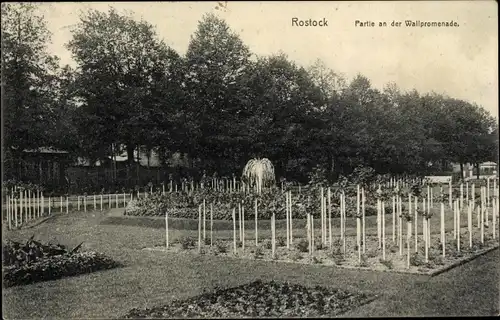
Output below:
[2,4,498,184]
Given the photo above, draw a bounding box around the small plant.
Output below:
[359,254,369,267]
[366,249,378,258]
[379,258,393,269]
[315,238,324,251]
[179,236,196,250]
[295,239,309,253]
[389,244,398,253]
[236,240,243,248]
[311,256,322,264]
[264,240,272,250]
[204,238,211,246]
[277,236,286,247]
[410,252,424,267]
[290,251,302,261]
[254,246,264,259]
[431,254,445,266]
[214,241,227,254]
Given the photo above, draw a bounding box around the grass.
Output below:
[2,208,498,318]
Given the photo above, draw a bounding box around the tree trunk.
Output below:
[459,163,464,181]
[476,163,480,179]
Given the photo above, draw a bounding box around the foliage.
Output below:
[3,4,497,188]
[295,239,309,253]
[2,237,119,287]
[124,280,373,318]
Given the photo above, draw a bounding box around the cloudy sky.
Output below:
[38,1,498,118]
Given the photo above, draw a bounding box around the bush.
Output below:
[359,254,370,267]
[179,236,196,250]
[277,236,286,247]
[264,240,272,250]
[290,252,303,261]
[295,239,309,253]
[214,241,227,254]
[379,258,393,269]
[410,252,424,267]
[254,246,264,259]
[2,238,120,288]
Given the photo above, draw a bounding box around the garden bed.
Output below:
[143,229,499,276]
[2,237,122,288]
[124,279,377,318]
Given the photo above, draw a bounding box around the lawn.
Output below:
[2,208,498,318]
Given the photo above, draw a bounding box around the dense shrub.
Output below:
[2,238,120,288]
[123,189,383,220]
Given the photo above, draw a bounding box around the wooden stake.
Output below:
[493,197,496,240]
[60,196,63,213]
[460,183,464,210]
[198,205,202,253]
[487,177,490,208]
[468,200,472,248]
[100,195,103,211]
[48,196,51,217]
[14,196,18,227]
[203,199,206,240]
[165,211,169,249]
[449,180,452,209]
[357,216,361,263]
[210,203,213,247]
[414,196,418,253]
[290,191,293,245]
[382,201,386,261]
[308,213,311,255]
[480,204,484,244]
[94,194,97,210]
[232,208,236,253]
[66,196,69,214]
[472,184,475,211]
[254,198,258,245]
[342,193,346,254]
[242,205,245,250]
[392,195,396,242]
[116,193,119,208]
[340,192,344,240]
[328,188,332,248]
[362,187,366,253]
[272,213,276,258]
[238,202,243,241]
[457,201,460,252]
[377,197,381,248]
[454,199,457,239]
[312,213,315,254]
[320,188,324,245]
[407,221,411,269]
[286,192,290,249]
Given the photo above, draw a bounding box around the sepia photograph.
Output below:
[1,1,499,318]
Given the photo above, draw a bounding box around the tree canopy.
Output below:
[2,4,497,184]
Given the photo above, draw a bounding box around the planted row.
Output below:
[2,238,121,288]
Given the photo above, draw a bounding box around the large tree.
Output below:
[1,3,61,158]
[184,13,252,174]
[67,7,184,177]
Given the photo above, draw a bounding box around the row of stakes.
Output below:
[165,182,499,269]
[3,187,174,229]
[3,176,431,230]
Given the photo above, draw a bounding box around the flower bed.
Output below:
[124,280,376,318]
[144,229,499,276]
[2,238,121,288]
[124,190,382,220]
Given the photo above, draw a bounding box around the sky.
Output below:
[36,1,498,119]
